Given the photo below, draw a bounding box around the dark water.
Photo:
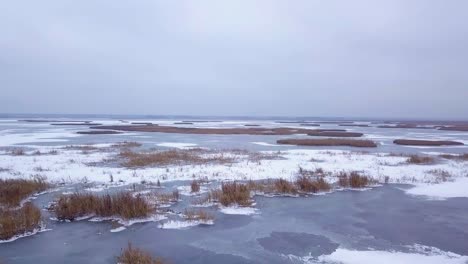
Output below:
[1,185,467,263]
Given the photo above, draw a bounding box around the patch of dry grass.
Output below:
[427,169,452,182]
[77,130,122,135]
[111,141,142,148]
[439,153,468,161]
[53,192,153,221]
[246,151,285,162]
[0,178,49,207]
[117,243,164,264]
[307,131,364,137]
[273,178,298,194]
[91,124,318,135]
[247,174,331,195]
[190,180,200,193]
[218,182,251,207]
[149,190,180,205]
[8,148,26,156]
[184,209,214,222]
[407,155,435,165]
[298,167,326,177]
[337,172,372,188]
[393,139,463,146]
[119,149,234,168]
[295,176,331,193]
[0,202,42,240]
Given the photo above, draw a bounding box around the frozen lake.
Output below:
[1,116,467,263]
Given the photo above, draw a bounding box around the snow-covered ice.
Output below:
[406,177,468,200]
[315,245,468,264]
[219,206,258,215]
[158,219,214,229]
[157,142,198,149]
[109,226,126,233]
[251,142,281,147]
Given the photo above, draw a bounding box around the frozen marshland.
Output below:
[0,117,467,263]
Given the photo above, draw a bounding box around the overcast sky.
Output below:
[1,0,467,119]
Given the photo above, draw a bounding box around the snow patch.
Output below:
[110,226,126,233]
[89,214,167,227]
[406,177,468,200]
[316,246,468,264]
[158,219,214,229]
[219,206,258,215]
[251,142,281,147]
[157,143,198,149]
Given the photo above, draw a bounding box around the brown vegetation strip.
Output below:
[0,178,49,207]
[378,124,432,129]
[337,172,375,188]
[19,119,90,123]
[275,121,308,124]
[300,124,321,127]
[51,123,102,126]
[406,155,435,164]
[393,139,464,146]
[0,202,42,240]
[131,122,154,125]
[216,182,252,207]
[184,209,214,222]
[77,130,122,135]
[315,121,355,124]
[438,125,468,132]
[383,120,468,126]
[119,149,234,168]
[439,153,468,161]
[118,243,165,264]
[310,129,347,132]
[338,124,370,127]
[182,120,222,123]
[277,138,377,148]
[53,192,153,221]
[307,131,363,137]
[90,125,316,135]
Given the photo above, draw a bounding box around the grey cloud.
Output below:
[1,0,467,119]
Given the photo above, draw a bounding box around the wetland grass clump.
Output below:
[119,149,234,168]
[295,175,331,193]
[218,182,251,207]
[393,139,463,146]
[111,141,142,148]
[337,172,372,188]
[190,180,200,193]
[439,153,468,161]
[183,209,214,222]
[54,192,152,221]
[247,175,331,195]
[117,243,165,264]
[427,169,452,182]
[407,155,435,165]
[273,178,298,194]
[0,202,42,240]
[0,178,49,207]
[9,148,25,156]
